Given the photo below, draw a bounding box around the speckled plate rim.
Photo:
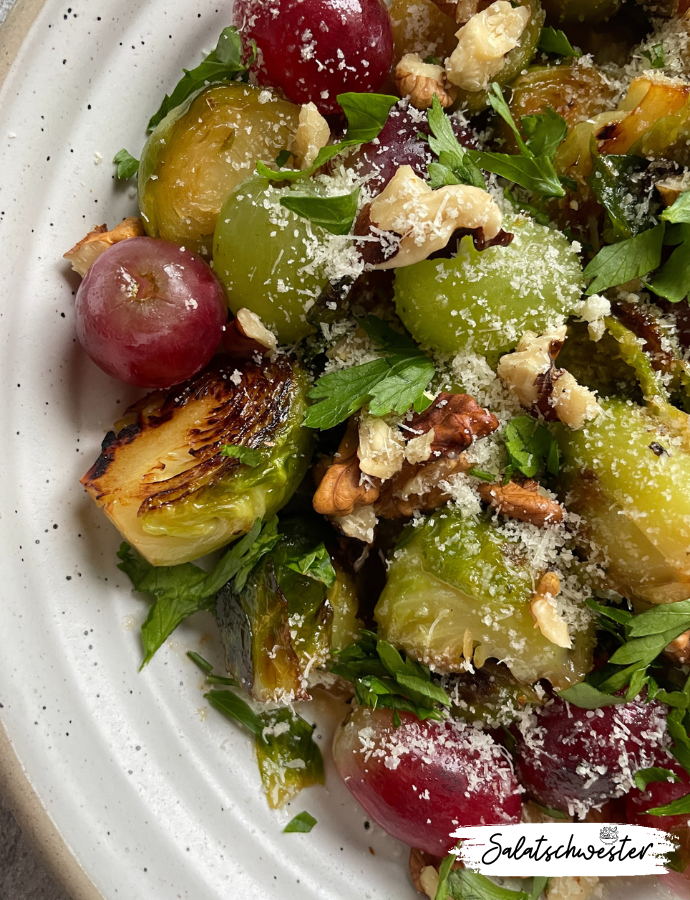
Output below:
[0,7,103,900]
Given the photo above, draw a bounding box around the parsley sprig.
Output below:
[504,416,560,480]
[304,316,434,430]
[285,543,337,587]
[331,630,451,722]
[113,148,139,180]
[538,26,582,58]
[280,186,361,236]
[425,94,485,189]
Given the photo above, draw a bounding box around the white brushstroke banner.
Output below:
[449,823,678,877]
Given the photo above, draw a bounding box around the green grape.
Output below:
[138,84,299,257]
[213,175,330,343]
[454,0,545,114]
[393,216,583,361]
[375,509,594,688]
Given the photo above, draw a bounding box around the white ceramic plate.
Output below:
[0,2,676,898]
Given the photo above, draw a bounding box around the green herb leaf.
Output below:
[655,689,690,708]
[521,108,568,159]
[284,543,337,587]
[662,191,690,224]
[648,793,690,816]
[220,444,263,467]
[435,847,458,900]
[284,811,317,833]
[305,316,434,429]
[424,54,442,65]
[643,43,665,69]
[275,148,293,168]
[558,682,626,709]
[588,151,648,242]
[647,239,690,304]
[113,148,139,179]
[533,803,568,820]
[667,707,690,776]
[608,626,685,665]
[187,650,214,674]
[396,673,452,707]
[584,223,665,294]
[530,877,550,900]
[206,673,239,685]
[147,26,251,132]
[258,92,397,181]
[205,688,264,735]
[504,416,560,479]
[447,869,529,900]
[585,598,633,626]
[634,767,681,792]
[469,467,497,482]
[538,26,582,57]
[628,598,690,637]
[280,187,360,236]
[426,94,485,189]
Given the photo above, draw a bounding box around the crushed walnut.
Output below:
[478,479,564,527]
[358,413,406,480]
[547,876,600,900]
[376,456,470,518]
[445,0,531,92]
[530,571,571,649]
[313,419,380,517]
[289,102,330,170]
[395,53,458,109]
[63,217,145,277]
[406,392,500,456]
[234,308,278,351]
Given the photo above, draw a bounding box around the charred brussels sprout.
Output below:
[447,662,545,727]
[213,175,330,343]
[375,508,593,688]
[557,397,690,606]
[216,517,361,701]
[138,84,300,257]
[81,356,313,566]
[541,0,622,24]
[393,217,583,360]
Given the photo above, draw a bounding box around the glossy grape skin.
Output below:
[343,104,475,197]
[213,175,329,344]
[333,705,521,855]
[393,216,583,361]
[234,0,393,114]
[138,84,299,257]
[514,697,670,817]
[74,237,227,389]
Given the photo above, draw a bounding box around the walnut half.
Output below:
[478,479,564,527]
[395,53,458,110]
[63,217,145,277]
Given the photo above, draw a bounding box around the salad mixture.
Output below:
[63,0,690,896]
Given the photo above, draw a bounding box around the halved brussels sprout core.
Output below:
[81,356,313,566]
[138,84,300,256]
[375,509,593,688]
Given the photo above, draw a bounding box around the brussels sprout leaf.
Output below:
[220,444,263,467]
[257,92,397,182]
[557,682,626,709]
[147,27,253,132]
[113,148,139,179]
[305,316,434,429]
[584,223,665,294]
[117,517,280,667]
[446,869,529,900]
[634,767,681,792]
[662,191,690,224]
[284,811,317,833]
[280,187,361,236]
[467,83,567,198]
[285,543,337,587]
[504,416,559,479]
[206,692,325,808]
[426,94,485,189]
[538,26,582,57]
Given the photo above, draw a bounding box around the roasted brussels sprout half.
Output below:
[541,0,622,24]
[139,84,300,257]
[447,661,545,727]
[393,217,583,361]
[213,175,330,343]
[389,0,459,67]
[216,516,361,701]
[375,508,594,688]
[81,356,313,566]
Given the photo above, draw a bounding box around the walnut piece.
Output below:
[332,504,378,543]
[407,392,500,455]
[289,102,330,170]
[395,53,458,109]
[234,308,278,351]
[478,479,564,527]
[63,217,145,276]
[530,572,571,649]
[666,628,690,665]
[445,0,530,92]
[358,413,406,480]
[363,165,503,269]
[405,428,436,464]
[498,327,602,429]
[547,876,599,900]
[375,456,469,517]
[313,420,380,517]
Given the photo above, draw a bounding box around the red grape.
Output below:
[234,0,393,114]
[74,237,227,389]
[333,706,522,855]
[344,105,477,196]
[514,697,670,818]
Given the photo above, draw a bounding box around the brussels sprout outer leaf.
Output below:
[634,767,681,792]
[584,224,665,294]
[557,682,626,709]
[446,869,529,900]
[113,148,139,179]
[280,188,360,235]
[537,26,582,57]
[284,811,317,833]
[255,707,325,808]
